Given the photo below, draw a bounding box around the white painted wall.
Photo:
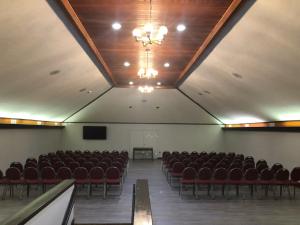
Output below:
[223,130,300,171]
[61,123,224,159]
[0,129,62,172]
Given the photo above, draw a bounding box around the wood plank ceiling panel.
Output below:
[61,0,240,88]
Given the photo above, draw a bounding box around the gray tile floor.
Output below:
[1,160,300,225]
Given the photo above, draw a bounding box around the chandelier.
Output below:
[138,85,154,93]
[138,50,158,79]
[132,0,168,47]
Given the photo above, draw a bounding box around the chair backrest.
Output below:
[74,167,88,180]
[90,167,104,179]
[244,168,258,181]
[187,162,199,171]
[271,163,283,175]
[39,161,51,169]
[0,170,3,179]
[25,162,38,168]
[260,168,273,181]
[291,167,300,181]
[172,162,185,173]
[41,167,56,179]
[98,162,108,172]
[89,157,100,165]
[53,161,65,172]
[256,159,267,167]
[182,167,197,180]
[275,168,289,181]
[57,167,72,179]
[106,167,120,179]
[228,168,243,180]
[257,163,268,174]
[24,167,39,180]
[198,167,212,180]
[26,158,37,164]
[213,168,227,180]
[10,162,23,173]
[6,167,21,180]
[68,161,80,172]
[102,158,112,167]
[112,162,123,172]
[242,163,255,172]
[82,161,94,172]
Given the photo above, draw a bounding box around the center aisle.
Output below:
[75,160,300,225]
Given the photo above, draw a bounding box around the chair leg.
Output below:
[294,186,296,198]
[27,184,30,198]
[236,185,239,197]
[222,185,225,197]
[280,185,283,197]
[2,185,7,200]
[287,185,291,199]
[103,183,106,199]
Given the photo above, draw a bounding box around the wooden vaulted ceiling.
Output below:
[60,0,241,88]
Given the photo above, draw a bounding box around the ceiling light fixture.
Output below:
[132,0,168,47]
[176,24,186,32]
[124,61,130,67]
[138,50,158,79]
[156,82,161,86]
[164,62,170,68]
[138,85,154,93]
[129,81,134,85]
[112,22,122,30]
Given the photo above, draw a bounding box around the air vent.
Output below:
[49,70,60,75]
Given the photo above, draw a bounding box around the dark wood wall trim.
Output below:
[0,124,64,129]
[223,127,300,132]
[63,87,113,122]
[176,88,224,125]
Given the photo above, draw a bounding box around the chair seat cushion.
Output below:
[106,178,120,184]
[42,179,60,184]
[90,179,105,184]
[180,179,194,184]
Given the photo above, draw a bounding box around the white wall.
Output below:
[0,129,62,172]
[61,123,224,158]
[223,130,300,171]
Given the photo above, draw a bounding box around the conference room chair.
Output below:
[57,167,72,181]
[258,168,274,197]
[227,168,243,197]
[169,162,185,186]
[270,163,283,175]
[4,167,24,199]
[210,168,227,197]
[291,167,300,198]
[273,168,291,198]
[53,161,65,172]
[243,168,259,197]
[74,167,90,197]
[41,166,59,192]
[82,161,94,172]
[195,167,212,198]
[179,167,197,197]
[23,167,40,197]
[68,161,80,173]
[105,167,122,198]
[89,167,105,198]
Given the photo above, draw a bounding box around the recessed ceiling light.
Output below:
[49,70,60,75]
[164,62,170,68]
[124,61,130,67]
[177,24,186,32]
[129,106,133,109]
[157,82,161,86]
[87,90,93,94]
[156,106,160,109]
[112,22,122,30]
[129,81,134,85]
[79,88,87,92]
[204,90,211,94]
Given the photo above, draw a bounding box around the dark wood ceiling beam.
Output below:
[175,0,242,86]
[59,0,117,85]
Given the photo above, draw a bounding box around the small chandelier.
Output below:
[132,0,168,47]
[138,85,154,93]
[138,50,158,79]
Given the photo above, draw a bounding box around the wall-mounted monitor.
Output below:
[83,126,107,140]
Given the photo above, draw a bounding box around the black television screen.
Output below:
[83,126,107,140]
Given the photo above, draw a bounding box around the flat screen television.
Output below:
[83,126,107,140]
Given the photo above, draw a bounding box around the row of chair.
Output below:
[1,150,129,199]
[0,165,123,199]
[161,151,300,199]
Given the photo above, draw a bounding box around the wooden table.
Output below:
[133,147,153,160]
